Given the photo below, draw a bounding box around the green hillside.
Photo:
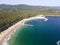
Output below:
[0,4,60,33]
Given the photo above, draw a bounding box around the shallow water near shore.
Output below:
[9,16,60,45]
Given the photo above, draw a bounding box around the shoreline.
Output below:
[0,19,25,45]
[0,15,54,45]
[45,15,60,16]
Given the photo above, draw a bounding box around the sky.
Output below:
[0,0,60,6]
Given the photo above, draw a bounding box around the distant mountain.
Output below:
[51,6,60,9]
[14,4,51,9]
[0,4,60,11]
[0,4,49,9]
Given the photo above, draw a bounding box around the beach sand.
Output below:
[0,15,48,45]
[0,19,24,45]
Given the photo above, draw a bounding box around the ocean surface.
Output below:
[9,16,60,45]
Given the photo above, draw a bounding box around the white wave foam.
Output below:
[2,29,19,45]
[24,24,34,27]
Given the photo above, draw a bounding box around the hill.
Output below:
[0,4,60,33]
[0,4,59,11]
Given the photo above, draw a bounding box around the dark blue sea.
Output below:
[9,16,60,45]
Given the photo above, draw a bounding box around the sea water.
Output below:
[9,16,60,45]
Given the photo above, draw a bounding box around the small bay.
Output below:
[9,16,60,45]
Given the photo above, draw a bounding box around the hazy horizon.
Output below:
[0,0,60,6]
[0,4,60,7]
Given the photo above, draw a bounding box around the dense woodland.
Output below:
[0,4,60,33]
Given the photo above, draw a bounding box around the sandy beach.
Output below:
[45,15,60,16]
[0,19,25,45]
[0,15,48,45]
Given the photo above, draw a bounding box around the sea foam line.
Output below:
[2,26,22,45]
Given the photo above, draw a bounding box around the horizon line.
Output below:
[0,3,60,6]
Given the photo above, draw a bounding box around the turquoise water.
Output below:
[10,16,60,45]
